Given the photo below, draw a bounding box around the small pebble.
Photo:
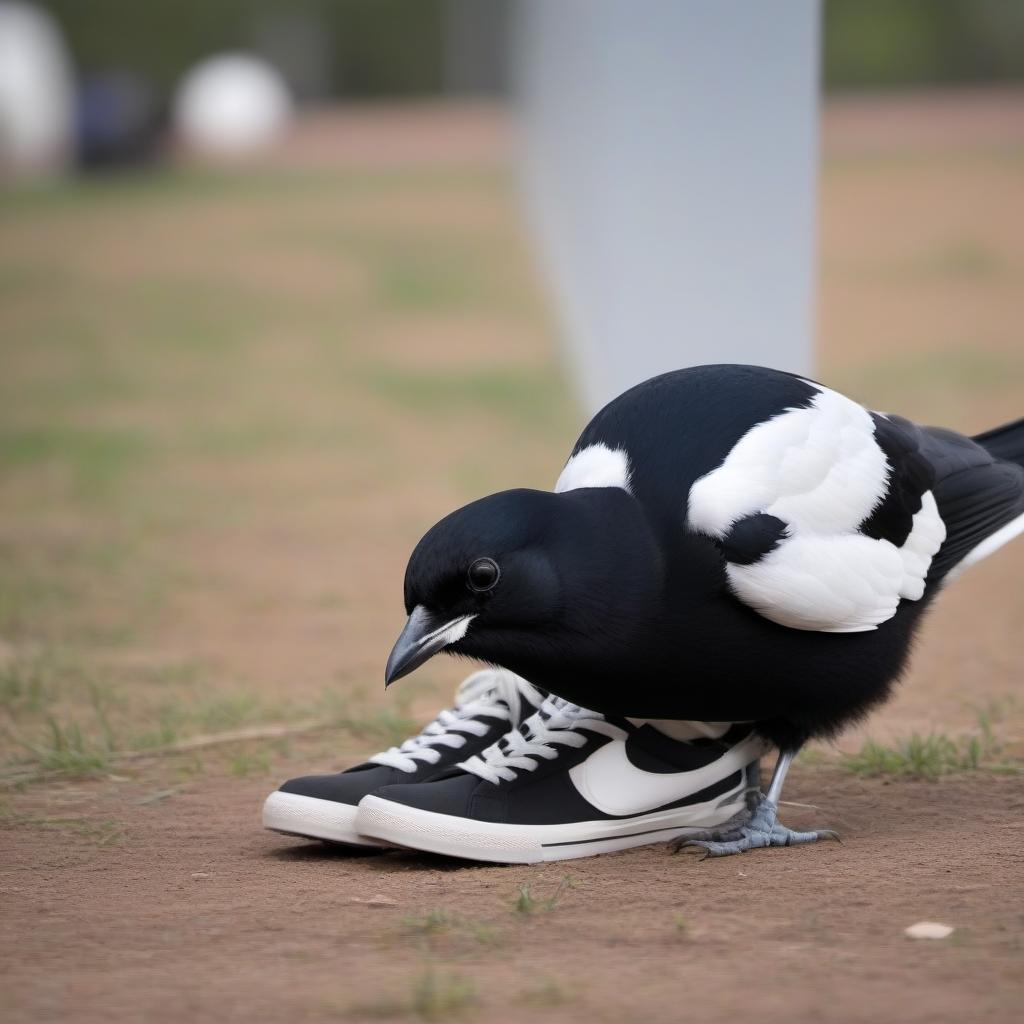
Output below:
[349,895,397,907]
[904,921,953,940]
[191,872,212,880]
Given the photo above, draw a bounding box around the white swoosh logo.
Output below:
[569,733,768,817]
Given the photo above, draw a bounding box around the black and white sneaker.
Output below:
[356,697,767,863]
[262,670,545,847]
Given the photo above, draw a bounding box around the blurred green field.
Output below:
[1,98,1023,786]
[0,159,579,782]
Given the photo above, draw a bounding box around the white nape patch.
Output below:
[945,509,1024,582]
[419,613,475,649]
[555,443,633,494]
[688,384,947,632]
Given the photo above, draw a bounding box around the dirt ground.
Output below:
[2,91,1023,1023]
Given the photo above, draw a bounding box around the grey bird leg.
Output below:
[670,749,839,858]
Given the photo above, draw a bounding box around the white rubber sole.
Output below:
[356,791,748,864]
[262,791,388,848]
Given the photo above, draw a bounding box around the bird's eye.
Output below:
[466,557,500,593]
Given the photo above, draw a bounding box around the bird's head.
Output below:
[384,486,661,686]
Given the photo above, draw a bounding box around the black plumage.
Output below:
[386,364,1024,754]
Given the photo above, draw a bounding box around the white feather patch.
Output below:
[898,491,945,600]
[726,534,904,632]
[688,385,946,632]
[555,443,633,494]
[688,386,888,538]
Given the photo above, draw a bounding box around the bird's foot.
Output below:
[670,797,839,858]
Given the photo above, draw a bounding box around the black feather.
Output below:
[395,365,1024,752]
[719,514,787,565]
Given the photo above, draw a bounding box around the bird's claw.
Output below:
[669,798,839,858]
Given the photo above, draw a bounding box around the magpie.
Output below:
[384,364,1024,854]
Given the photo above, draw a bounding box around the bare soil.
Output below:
[4,765,1023,1024]
[2,91,1023,1023]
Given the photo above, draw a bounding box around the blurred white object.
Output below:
[516,0,820,413]
[0,1,74,175]
[904,922,954,940]
[173,54,292,157]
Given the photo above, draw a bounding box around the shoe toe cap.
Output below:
[279,764,392,805]
[372,771,484,816]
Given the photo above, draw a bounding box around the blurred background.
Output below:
[1,0,1022,778]
[3,4,1024,1022]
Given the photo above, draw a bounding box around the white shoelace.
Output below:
[369,669,537,774]
[459,696,627,785]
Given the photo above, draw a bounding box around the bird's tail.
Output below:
[973,416,1024,468]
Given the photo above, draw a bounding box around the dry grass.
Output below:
[0,155,576,780]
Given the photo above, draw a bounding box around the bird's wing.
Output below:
[918,425,1024,580]
[687,385,946,633]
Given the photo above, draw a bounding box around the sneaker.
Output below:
[356,698,766,863]
[262,670,545,847]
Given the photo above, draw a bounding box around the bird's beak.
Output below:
[384,605,476,686]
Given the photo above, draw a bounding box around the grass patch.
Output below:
[410,969,477,1021]
[837,348,1024,409]
[363,364,571,432]
[3,676,119,779]
[398,909,503,952]
[842,729,1019,781]
[840,239,1005,283]
[0,425,153,498]
[512,875,577,916]
[401,909,451,938]
[336,707,417,748]
[13,716,114,779]
[2,672,422,784]
[917,240,1003,279]
[373,249,491,312]
[0,573,78,639]
[123,276,272,354]
[229,750,271,777]
[339,967,477,1021]
[0,658,53,717]
[2,813,125,846]
[320,693,417,748]
[129,710,184,751]
[463,920,502,947]
[520,976,576,1008]
[0,165,500,230]
[193,694,263,733]
[125,689,305,755]
[0,535,163,648]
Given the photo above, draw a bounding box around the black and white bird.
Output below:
[384,364,1024,854]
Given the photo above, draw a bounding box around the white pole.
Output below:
[515,0,821,414]
[0,1,75,176]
